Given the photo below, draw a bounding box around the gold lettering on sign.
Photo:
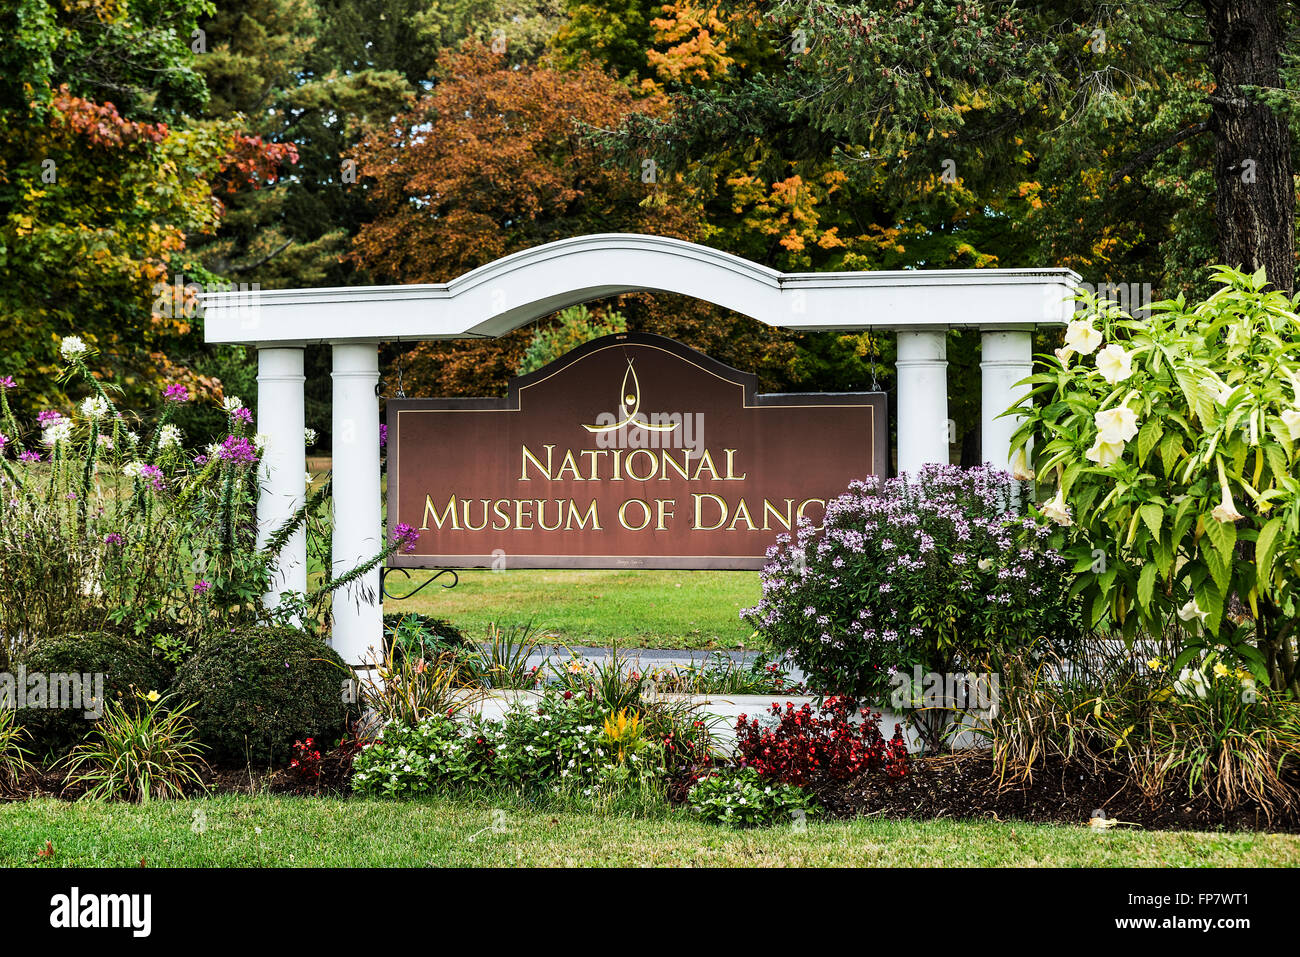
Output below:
[692,493,727,531]
[580,449,607,480]
[762,498,794,531]
[655,498,675,530]
[520,444,554,481]
[659,449,690,481]
[727,498,756,531]
[536,500,564,531]
[624,448,657,482]
[462,498,491,531]
[724,449,747,480]
[692,450,720,481]
[797,498,825,522]
[566,500,601,530]
[423,494,460,530]
[619,498,652,531]
[554,450,583,481]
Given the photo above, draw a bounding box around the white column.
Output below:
[980,330,1034,471]
[331,342,383,666]
[895,330,949,474]
[256,346,307,608]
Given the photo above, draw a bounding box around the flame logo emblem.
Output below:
[583,358,678,433]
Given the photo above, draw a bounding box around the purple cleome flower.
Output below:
[164,384,190,403]
[18,451,40,463]
[139,464,166,491]
[217,435,258,464]
[391,522,419,553]
[103,533,123,545]
[0,376,15,389]
[193,580,212,595]
[233,406,253,424]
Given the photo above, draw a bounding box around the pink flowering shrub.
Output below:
[743,465,1081,705]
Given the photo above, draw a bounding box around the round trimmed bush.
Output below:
[14,632,173,755]
[172,626,351,767]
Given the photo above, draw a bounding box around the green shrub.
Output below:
[351,713,499,798]
[14,632,173,756]
[383,613,470,661]
[687,767,819,828]
[62,690,207,802]
[172,626,351,766]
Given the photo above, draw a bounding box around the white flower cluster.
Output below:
[79,395,109,419]
[158,424,184,450]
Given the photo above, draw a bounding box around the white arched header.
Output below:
[201,232,1079,344]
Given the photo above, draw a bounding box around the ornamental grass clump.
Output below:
[61,690,208,802]
[745,464,1081,710]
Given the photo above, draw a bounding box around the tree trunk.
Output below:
[1204,0,1295,293]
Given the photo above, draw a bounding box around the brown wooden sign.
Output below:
[386,333,887,570]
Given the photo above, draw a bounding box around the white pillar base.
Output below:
[331,342,383,666]
[256,347,307,610]
[895,331,949,474]
[980,330,1034,472]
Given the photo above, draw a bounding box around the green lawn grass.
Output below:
[2,793,1295,867]
[384,569,761,650]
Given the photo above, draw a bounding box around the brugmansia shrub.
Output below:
[172,626,351,766]
[744,464,1079,703]
[15,632,172,754]
[1013,267,1300,695]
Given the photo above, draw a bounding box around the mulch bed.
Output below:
[812,750,1300,833]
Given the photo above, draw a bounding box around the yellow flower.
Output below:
[1146,658,1164,671]
[145,690,161,703]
